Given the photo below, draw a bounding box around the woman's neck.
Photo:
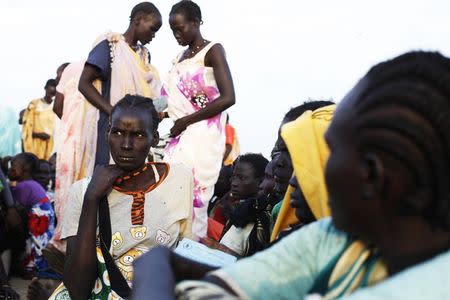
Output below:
[123,28,138,48]
[188,34,206,50]
[375,218,450,274]
[115,163,156,192]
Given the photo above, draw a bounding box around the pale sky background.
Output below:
[1,0,450,157]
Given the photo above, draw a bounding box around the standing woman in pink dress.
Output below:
[162,0,236,238]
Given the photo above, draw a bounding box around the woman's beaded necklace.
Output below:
[114,163,149,185]
[185,39,207,58]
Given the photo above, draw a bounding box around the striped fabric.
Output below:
[131,192,146,225]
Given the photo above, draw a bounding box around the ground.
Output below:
[10,276,30,298]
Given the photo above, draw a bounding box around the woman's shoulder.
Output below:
[156,163,193,196]
[205,42,225,55]
[203,42,228,67]
[27,98,41,110]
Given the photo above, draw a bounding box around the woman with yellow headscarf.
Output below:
[271,105,335,241]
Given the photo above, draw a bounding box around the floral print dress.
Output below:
[163,42,226,238]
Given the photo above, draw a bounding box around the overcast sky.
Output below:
[1,0,449,157]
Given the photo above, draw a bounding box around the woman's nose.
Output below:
[121,136,133,150]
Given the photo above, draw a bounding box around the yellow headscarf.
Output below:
[271,105,335,241]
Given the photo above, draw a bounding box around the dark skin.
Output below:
[53,63,68,118]
[131,244,235,299]
[8,155,33,182]
[53,92,64,119]
[18,109,25,125]
[325,77,450,275]
[272,143,293,201]
[271,119,294,200]
[167,13,235,137]
[0,259,20,300]
[132,246,218,299]
[230,161,260,200]
[63,106,161,300]
[257,159,276,198]
[78,13,162,116]
[289,176,315,224]
[223,143,232,163]
[31,85,56,140]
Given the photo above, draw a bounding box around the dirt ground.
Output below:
[9,277,30,299]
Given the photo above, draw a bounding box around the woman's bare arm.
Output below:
[78,64,113,115]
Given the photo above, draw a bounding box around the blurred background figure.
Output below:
[21,79,57,161]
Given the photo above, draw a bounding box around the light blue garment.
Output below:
[211,218,349,300]
[0,106,21,157]
[340,249,450,300]
[213,217,450,299]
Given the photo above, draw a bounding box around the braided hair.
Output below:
[170,0,203,24]
[110,94,159,132]
[352,51,450,230]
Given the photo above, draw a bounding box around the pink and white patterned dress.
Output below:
[163,42,226,238]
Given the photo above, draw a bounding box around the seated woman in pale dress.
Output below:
[50,95,193,300]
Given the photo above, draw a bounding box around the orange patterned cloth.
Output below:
[113,163,169,226]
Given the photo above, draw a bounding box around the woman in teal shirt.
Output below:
[133,51,450,300]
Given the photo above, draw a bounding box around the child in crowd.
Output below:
[8,152,55,279]
[217,153,270,257]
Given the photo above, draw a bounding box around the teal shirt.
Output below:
[212,217,450,299]
[341,249,450,299]
[212,218,349,299]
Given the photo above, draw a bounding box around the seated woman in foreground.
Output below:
[132,51,450,299]
[50,95,193,300]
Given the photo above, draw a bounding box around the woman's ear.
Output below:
[361,153,384,200]
[133,13,143,26]
[192,19,201,28]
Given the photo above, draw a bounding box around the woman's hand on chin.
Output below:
[85,165,124,201]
